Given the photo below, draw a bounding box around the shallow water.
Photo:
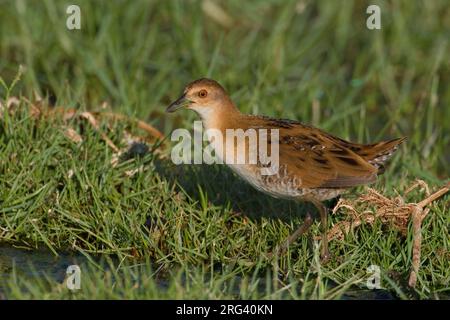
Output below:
[0,245,91,296]
[0,245,398,299]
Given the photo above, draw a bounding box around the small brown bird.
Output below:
[167,78,405,260]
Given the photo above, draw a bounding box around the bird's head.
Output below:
[166,78,237,122]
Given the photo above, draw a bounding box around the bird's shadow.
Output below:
[153,158,334,224]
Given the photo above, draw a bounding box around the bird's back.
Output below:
[223,114,405,191]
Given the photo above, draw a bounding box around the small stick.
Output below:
[81,112,120,152]
[408,206,423,288]
[95,111,165,140]
[417,183,450,209]
[408,182,449,288]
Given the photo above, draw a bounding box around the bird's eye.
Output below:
[198,89,208,98]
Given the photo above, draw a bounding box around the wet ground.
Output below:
[0,245,398,299]
[0,245,91,296]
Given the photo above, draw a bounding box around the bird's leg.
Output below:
[311,199,331,263]
[278,212,313,255]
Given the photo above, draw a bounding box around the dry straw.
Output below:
[328,180,449,287]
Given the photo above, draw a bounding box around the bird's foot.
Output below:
[267,213,314,259]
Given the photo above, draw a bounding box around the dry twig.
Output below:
[328,180,449,288]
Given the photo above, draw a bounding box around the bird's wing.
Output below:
[331,137,406,169]
[248,117,378,188]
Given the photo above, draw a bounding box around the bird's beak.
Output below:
[166,93,191,113]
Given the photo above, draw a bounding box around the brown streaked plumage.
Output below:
[167,78,406,260]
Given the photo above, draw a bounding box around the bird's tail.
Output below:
[361,137,406,172]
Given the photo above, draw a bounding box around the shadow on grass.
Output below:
[153,157,338,224]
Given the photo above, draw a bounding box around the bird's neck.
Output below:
[197,100,241,131]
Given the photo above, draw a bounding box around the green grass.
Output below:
[0,0,449,299]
